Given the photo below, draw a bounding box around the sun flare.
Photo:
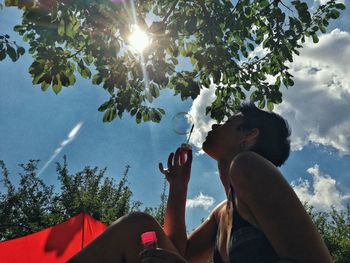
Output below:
[128,25,151,53]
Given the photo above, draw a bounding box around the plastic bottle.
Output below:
[141,231,158,250]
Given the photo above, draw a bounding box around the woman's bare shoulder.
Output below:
[211,200,227,222]
[228,152,333,262]
[230,151,282,190]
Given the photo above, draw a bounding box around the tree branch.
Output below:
[162,0,179,24]
[66,43,87,59]
[279,0,293,13]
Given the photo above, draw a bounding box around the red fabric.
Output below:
[0,213,107,263]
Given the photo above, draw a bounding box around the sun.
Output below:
[128,25,151,53]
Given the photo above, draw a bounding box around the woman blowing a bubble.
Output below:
[68,103,332,263]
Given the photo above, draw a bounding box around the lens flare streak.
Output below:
[129,0,151,106]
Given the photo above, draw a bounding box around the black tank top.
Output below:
[213,187,280,263]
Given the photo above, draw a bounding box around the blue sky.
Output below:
[1,1,350,232]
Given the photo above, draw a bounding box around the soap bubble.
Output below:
[172,112,194,135]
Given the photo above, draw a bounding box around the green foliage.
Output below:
[304,201,350,263]
[0,34,25,62]
[0,157,166,241]
[55,157,142,222]
[0,160,60,240]
[144,178,168,227]
[1,0,345,123]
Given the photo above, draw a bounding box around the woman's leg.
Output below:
[68,212,180,263]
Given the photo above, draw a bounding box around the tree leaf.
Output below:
[102,110,110,122]
[58,20,65,36]
[13,25,23,32]
[319,25,326,33]
[92,74,103,85]
[98,101,111,112]
[334,3,345,10]
[60,72,70,86]
[66,21,75,38]
[267,101,274,111]
[258,99,265,109]
[136,111,142,124]
[158,108,165,115]
[17,46,25,56]
[41,81,50,91]
[6,44,17,61]
[53,75,62,94]
[68,74,76,85]
[149,84,159,98]
[103,107,116,122]
[130,108,137,116]
[247,43,254,51]
[0,49,6,60]
[330,10,340,19]
[142,110,150,122]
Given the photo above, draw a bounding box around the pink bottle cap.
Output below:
[141,231,157,245]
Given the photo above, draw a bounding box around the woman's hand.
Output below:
[139,248,189,263]
[159,147,192,187]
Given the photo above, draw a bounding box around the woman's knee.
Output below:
[111,211,159,230]
[126,211,157,222]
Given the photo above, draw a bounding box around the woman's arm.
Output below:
[159,147,220,262]
[163,180,189,255]
[184,201,222,262]
[229,151,333,263]
[159,148,192,256]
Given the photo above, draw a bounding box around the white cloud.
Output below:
[186,192,215,210]
[248,41,269,61]
[291,164,349,211]
[189,29,350,156]
[38,122,84,176]
[275,29,350,154]
[187,82,217,154]
[315,0,345,5]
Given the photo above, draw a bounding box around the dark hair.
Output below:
[237,102,291,167]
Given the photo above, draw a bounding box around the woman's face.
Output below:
[202,114,246,161]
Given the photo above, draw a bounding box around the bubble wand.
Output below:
[179,124,194,165]
[186,124,194,145]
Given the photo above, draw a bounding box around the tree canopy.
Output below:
[1,0,346,123]
[0,157,167,241]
